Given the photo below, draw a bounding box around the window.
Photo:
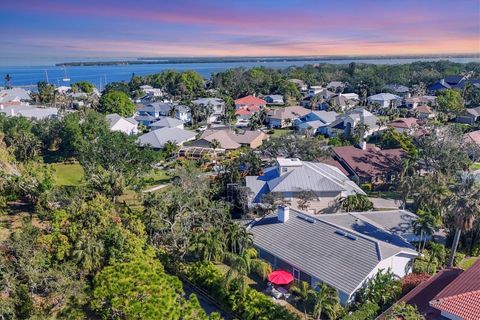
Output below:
[281,167,288,173]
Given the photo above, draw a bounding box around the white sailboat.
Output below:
[62,67,70,82]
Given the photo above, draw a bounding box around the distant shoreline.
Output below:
[56,54,480,67]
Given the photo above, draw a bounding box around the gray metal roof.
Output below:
[137,127,196,149]
[106,113,137,127]
[246,161,365,202]
[150,116,183,128]
[249,208,417,296]
[192,98,224,107]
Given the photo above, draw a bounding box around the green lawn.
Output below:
[270,129,294,138]
[51,163,85,186]
[471,163,480,170]
[145,168,172,186]
[459,257,478,270]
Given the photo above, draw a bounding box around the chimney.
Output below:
[0,104,3,110]
[277,205,290,223]
[359,140,367,150]
[440,79,445,85]
[10,109,15,116]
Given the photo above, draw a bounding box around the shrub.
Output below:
[401,273,430,295]
[185,262,299,320]
[342,302,379,320]
[360,183,373,192]
[385,302,423,320]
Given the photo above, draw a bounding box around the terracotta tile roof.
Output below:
[333,144,405,180]
[381,268,463,320]
[415,105,433,113]
[388,118,421,129]
[234,95,266,107]
[464,130,480,146]
[430,258,480,320]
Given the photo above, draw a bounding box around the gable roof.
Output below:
[333,145,405,179]
[306,111,339,124]
[268,106,310,120]
[106,113,137,128]
[137,127,196,148]
[192,97,224,107]
[430,258,480,320]
[249,208,417,296]
[384,84,410,93]
[234,95,266,106]
[329,94,356,107]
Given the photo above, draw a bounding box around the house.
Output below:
[0,88,31,104]
[325,93,358,111]
[295,111,338,135]
[136,103,191,124]
[248,206,418,305]
[307,86,334,97]
[384,84,410,98]
[387,118,422,134]
[325,108,381,138]
[192,98,225,121]
[415,105,436,120]
[106,113,139,135]
[191,128,268,150]
[464,130,480,147]
[340,93,359,101]
[301,89,336,109]
[134,114,157,127]
[245,157,365,211]
[149,117,184,130]
[137,127,196,149]
[456,107,480,124]
[288,79,307,91]
[139,85,163,97]
[427,76,467,93]
[381,258,480,320]
[264,95,284,105]
[0,104,58,120]
[404,96,436,109]
[333,144,405,186]
[234,105,262,122]
[367,93,402,108]
[326,81,346,92]
[234,95,266,109]
[267,106,310,128]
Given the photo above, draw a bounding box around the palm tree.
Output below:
[210,139,221,152]
[291,281,313,319]
[4,73,12,88]
[427,242,446,274]
[359,269,401,308]
[339,194,373,212]
[413,209,438,252]
[311,283,340,320]
[446,176,480,267]
[72,235,105,274]
[224,248,271,296]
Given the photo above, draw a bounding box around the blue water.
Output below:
[1,57,479,89]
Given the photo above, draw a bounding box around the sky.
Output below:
[1,0,479,65]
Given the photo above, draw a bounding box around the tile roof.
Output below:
[268,106,310,120]
[388,118,421,129]
[368,93,402,101]
[249,208,417,296]
[430,258,480,320]
[333,145,405,180]
[380,268,463,320]
[235,105,261,116]
[234,95,266,106]
[464,130,480,146]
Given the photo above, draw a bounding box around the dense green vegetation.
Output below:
[2,60,480,319]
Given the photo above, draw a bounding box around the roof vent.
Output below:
[335,229,357,240]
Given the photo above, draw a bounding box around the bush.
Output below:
[360,183,373,192]
[186,262,299,320]
[342,302,379,320]
[401,273,430,295]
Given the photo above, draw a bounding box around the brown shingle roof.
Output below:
[333,144,405,180]
[267,106,310,120]
[464,130,480,146]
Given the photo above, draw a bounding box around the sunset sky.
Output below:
[1,0,479,65]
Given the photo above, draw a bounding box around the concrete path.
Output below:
[142,184,167,193]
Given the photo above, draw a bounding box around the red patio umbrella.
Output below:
[268,270,294,285]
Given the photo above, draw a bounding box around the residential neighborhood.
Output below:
[1,59,480,320]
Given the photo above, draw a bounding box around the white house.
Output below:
[106,113,139,135]
[367,93,402,108]
[248,206,418,305]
